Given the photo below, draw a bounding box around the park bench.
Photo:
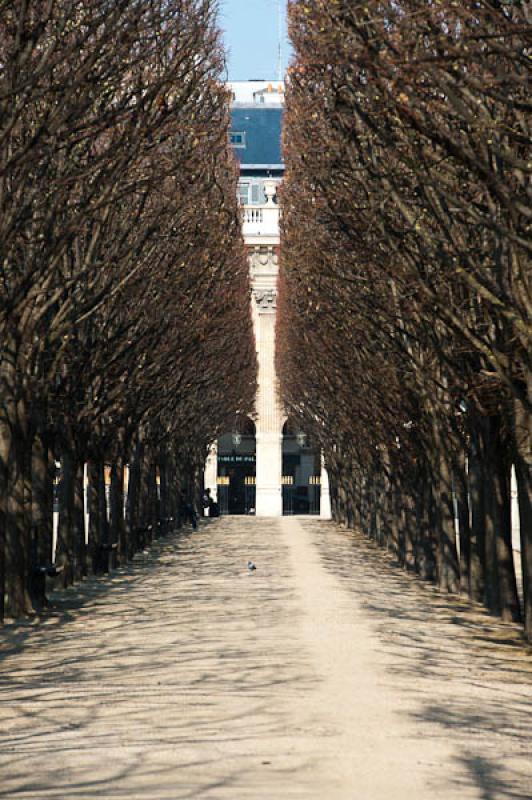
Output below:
[33,563,65,579]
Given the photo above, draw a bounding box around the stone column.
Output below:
[204,442,218,502]
[320,455,332,520]
[256,432,283,516]
[251,255,283,517]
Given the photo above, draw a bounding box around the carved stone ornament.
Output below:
[250,246,278,275]
[253,288,277,309]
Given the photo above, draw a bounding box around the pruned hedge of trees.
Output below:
[277,2,531,639]
[0,1,256,620]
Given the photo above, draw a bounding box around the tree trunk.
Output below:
[391,478,402,560]
[5,431,28,617]
[22,420,34,613]
[512,391,532,641]
[127,439,142,557]
[404,490,415,571]
[87,461,101,574]
[373,475,382,546]
[57,450,75,588]
[0,427,6,622]
[397,485,406,566]
[2,370,34,622]
[330,479,339,522]
[469,422,486,603]
[109,462,122,569]
[167,452,178,528]
[425,475,437,581]
[116,431,129,561]
[149,460,160,537]
[380,451,392,550]
[416,474,435,580]
[30,433,52,609]
[0,340,15,620]
[97,460,110,571]
[159,454,170,537]
[113,457,127,563]
[454,447,471,598]
[480,415,521,622]
[438,448,460,594]
[338,481,348,527]
[73,458,86,581]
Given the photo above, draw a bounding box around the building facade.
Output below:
[204,81,331,519]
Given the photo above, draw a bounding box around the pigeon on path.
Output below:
[247,560,257,572]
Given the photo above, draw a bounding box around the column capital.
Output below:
[253,287,277,311]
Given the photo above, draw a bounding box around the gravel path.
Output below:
[0,516,530,799]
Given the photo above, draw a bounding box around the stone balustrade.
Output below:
[242,204,280,238]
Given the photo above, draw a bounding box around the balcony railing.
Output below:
[241,204,280,239]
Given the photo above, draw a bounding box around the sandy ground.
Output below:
[0,516,531,800]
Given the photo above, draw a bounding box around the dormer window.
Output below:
[230,131,246,148]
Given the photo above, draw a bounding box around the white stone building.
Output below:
[204,81,331,519]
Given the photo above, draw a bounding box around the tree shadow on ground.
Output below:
[0,518,321,799]
[0,524,202,663]
[304,520,532,800]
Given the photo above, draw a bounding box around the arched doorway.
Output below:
[217,416,256,515]
[282,419,321,515]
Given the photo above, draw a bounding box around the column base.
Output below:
[320,460,332,520]
[255,431,282,517]
[320,490,332,520]
[255,486,283,517]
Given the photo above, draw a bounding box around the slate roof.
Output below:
[230,106,284,170]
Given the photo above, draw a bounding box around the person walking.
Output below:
[202,488,212,517]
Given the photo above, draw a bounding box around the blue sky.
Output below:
[219,0,291,80]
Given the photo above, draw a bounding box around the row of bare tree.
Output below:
[278,1,531,639]
[0,1,256,620]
